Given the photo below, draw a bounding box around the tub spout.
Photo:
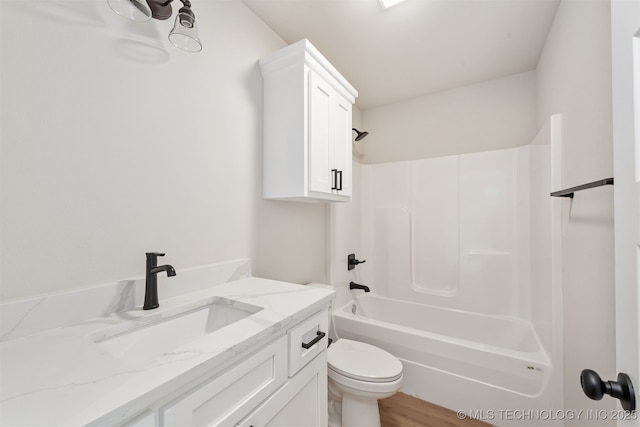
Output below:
[349,281,370,292]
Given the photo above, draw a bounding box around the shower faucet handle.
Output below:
[347,254,366,271]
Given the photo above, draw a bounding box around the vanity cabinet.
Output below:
[161,336,288,426]
[237,351,327,427]
[260,39,358,202]
[238,309,329,427]
[117,309,329,427]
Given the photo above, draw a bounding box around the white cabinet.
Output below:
[237,352,328,427]
[238,310,329,427]
[160,336,288,426]
[308,71,353,198]
[115,309,330,427]
[260,39,358,202]
[287,309,328,377]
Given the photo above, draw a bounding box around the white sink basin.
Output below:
[93,297,262,365]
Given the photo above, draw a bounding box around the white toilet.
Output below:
[327,338,403,427]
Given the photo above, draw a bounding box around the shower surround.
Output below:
[365,147,531,315]
[341,117,564,423]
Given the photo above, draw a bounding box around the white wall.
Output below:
[0,0,327,301]
[359,71,537,164]
[536,0,616,422]
[328,162,365,311]
[327,107,369,312]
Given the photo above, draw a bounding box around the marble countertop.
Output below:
[0,277,335,426]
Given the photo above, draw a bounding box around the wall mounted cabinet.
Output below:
[260,39,358,202]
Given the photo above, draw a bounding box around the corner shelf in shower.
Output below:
[550,177,614,198]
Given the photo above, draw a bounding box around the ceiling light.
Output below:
[378,0,409,9]
[107,0,202,53]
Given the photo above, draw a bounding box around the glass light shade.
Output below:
[107,0,152,21]
[168,12,202,53]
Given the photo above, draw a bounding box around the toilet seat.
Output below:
[328,339,403,383]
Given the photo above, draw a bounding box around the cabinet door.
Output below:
[331,95,352,197]
[161,336,287,427]
[308,70,334,195]
[266,367,323,427]
[237,351,328,427]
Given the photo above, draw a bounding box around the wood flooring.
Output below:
[379,393,493,427]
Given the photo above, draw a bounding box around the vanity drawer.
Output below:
[288,310,328,376]
[161,335,287,427]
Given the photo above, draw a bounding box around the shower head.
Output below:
[352,128,369,141]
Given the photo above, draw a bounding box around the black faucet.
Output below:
[144,252,176,310]
[349,281,370,293]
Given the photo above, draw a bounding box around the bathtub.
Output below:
[332,293,558,422]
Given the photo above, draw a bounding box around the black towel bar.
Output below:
[550,178,614,198]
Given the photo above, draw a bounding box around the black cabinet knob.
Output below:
[580,369,636,411]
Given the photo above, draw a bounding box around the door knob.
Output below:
[580,369,636,411]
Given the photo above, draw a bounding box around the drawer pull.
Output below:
[301,331,326,349]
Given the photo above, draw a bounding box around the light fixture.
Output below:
[108,0,152,21]
[168,5,202,52]
[352,128,369,141]
[378,0,409,9]
[107,0,202,53]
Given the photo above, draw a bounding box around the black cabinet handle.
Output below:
[337,170,343,191]
[301,331,326,349]
[331,169,338,190]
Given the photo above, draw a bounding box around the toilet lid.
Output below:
[328,339,403,383]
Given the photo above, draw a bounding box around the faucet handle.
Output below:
[146,252,166,267]
[146,252,166,258]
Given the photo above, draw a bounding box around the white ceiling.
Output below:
[242,0,560,109]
